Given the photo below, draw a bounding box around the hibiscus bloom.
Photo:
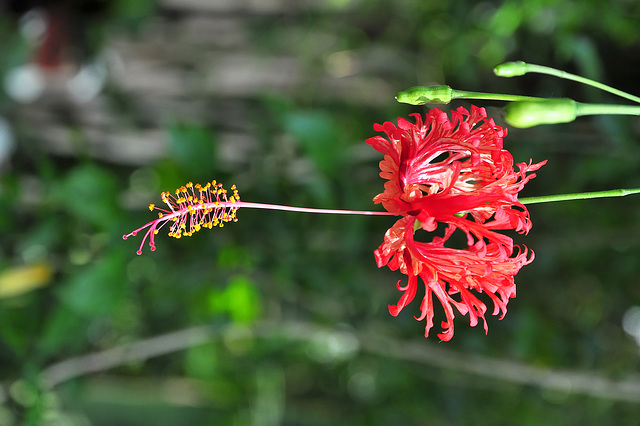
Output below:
[367,105,546,341]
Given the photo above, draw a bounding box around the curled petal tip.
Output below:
[388,304,401,317]
[370,107,543,340]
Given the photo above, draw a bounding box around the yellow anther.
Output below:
[143,180,241,250]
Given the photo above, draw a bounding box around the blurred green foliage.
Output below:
[1,0,640,424]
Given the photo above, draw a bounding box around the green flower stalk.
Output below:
[494,61,640,105]
[396,85,640,128]
[491,61,640,127]
[520,188,640,205]
[398,61,640,128]
[396,85,541,105]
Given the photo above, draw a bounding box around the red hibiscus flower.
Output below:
[367,105,546,341]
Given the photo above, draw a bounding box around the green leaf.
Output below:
[58,251,127,317]
[52,164,120,230]
[37,306,89,358]
[284,110,344,177]
[166,121,217,179]
[185,344,218,380]
[208,275,261,324]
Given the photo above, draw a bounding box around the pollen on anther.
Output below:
[124,179,241,254]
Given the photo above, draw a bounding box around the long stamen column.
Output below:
[123,180,397,255]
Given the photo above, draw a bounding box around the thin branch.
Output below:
[360,332,640,403]
[38,321,640,403]
[40,325,215,388]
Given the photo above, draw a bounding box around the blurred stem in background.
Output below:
[35,320,640,403]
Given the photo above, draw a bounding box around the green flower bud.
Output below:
[503,99,578,128]
[395,85,453,105]
[493,61,528,77]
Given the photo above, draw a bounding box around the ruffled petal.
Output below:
[370,106,545,340]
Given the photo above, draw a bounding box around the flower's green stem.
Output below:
[395,85,543,105]
[452,90,541,103]
[520,188,640,205]
[494,61,640,105]
[576,103,640,117]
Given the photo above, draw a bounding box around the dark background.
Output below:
[1,0,640,424]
